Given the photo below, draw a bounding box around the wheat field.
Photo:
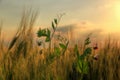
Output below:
[0,11,119,80]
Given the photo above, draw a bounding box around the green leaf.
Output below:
[83,47,92,56]
[52,22,55,30]
[79,47,92,60]
[59,43,66,49]
[76,60,83,73]
[42,29,46,36]
[47,28,51,37]
[82,61,89,74]
[79,60,83,70]
[54,18,57,25]
[37,29,42,37]
[45,29,51,42]
[54,47,60,56]
[37,28,51,42]
[79,55,85,60]
[37,29,48,37]
[45,37,50,42]
[77,60,89,74]
[85,37,91,45]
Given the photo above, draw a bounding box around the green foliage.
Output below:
[52,22,55,31]
[77,60,89,74]
[54,47,61,56]
[54,18,58,25]
[73,36,92,80]
[80,47,92,60]
[85,37,91,45]
[59,43,66,49]
[37,28,51,42]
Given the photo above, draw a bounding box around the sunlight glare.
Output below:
[115,1,120,20]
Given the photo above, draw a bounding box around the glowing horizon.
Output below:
[0,0,120,39]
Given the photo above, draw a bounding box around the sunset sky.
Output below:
[0,0,120,39]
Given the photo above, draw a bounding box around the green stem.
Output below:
[80,73,84,80]
[49,15,63,54]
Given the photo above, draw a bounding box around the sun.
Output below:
[115,1,120,19]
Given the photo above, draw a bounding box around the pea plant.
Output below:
[73,35,92,80]
[37,14,69,76]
